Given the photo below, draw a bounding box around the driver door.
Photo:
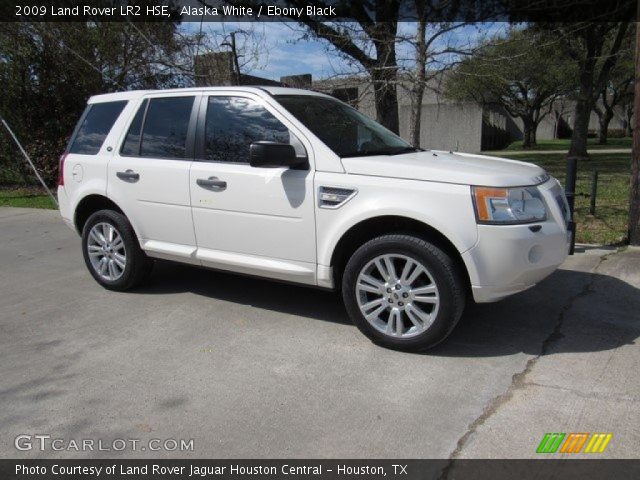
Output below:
[189,93,317,284]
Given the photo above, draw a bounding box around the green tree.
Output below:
[593,31,634,144]
[0,21,192,186]
[444,28,572,148]
[543,22,631,159]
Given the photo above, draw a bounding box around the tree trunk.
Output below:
[370,67,400,135]
[629,15,640,245]
[409,9,427,147]
[522,117,536,148]
[598,111,613,145]
[370,19,400,135]
[409,91,423,147]
[568,98,592,160]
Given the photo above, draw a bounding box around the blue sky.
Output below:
[181,22,509,81]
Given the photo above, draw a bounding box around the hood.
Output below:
[341,150,548,187]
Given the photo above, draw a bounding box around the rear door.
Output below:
[108,92,200,261]
[189,92,317,284]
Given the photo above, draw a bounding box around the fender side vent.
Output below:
[319,186,357,209]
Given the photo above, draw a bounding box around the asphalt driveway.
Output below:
[1,207,639,459]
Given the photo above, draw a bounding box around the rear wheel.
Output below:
[82,210,153,291]
[342,234,465,351]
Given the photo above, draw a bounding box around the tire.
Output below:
[81,209,153,291]
[342,234,465,351]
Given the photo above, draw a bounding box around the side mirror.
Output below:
[249,141,307,168]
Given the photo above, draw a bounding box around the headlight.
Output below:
[472,186,547,224]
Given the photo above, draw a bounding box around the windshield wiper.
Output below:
[388,146,422,155]
[341,146,420,158]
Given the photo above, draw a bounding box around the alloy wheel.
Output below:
[87,222,127,281]
[355,254,440,338]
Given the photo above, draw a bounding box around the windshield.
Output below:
[274,94,417,157]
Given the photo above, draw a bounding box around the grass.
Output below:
[502,137,632,152]
[0,187,57,209]
[492,151,631,245]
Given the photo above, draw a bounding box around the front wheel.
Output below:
[342,234,466,351]
[82,209,153,291]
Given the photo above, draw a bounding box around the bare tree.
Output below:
[221,0,403,133]
[172,22,266,86]
[395,7,472,147]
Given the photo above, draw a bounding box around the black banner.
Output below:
[0,0,636,23]
[1,459,640,480]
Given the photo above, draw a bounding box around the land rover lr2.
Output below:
[58,87,571,351]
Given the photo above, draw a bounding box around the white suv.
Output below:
[58,87,571,351]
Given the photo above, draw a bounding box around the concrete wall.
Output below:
[398,102,483,152]
[316,80,484,152]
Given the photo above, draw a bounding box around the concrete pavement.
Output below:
[0,207,638,459]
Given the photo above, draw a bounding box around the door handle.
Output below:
[197,176,227,191]
[116,169,140,182]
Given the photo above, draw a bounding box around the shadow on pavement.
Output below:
[141,261,350,325]
[138,261,640,357]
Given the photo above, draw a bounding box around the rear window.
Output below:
[69,101,127,155]
[120,97,195,159]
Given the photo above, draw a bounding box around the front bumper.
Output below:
[463,179,571,303]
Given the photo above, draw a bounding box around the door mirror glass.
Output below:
[249,141,307,168]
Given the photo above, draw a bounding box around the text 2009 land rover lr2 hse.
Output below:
[58,87,572,351]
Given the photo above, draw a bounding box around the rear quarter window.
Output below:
[139,96,194,159]
[69,100,127,155]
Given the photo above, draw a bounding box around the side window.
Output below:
[120,99,147,156]
[124,96,194,159]
[204,96,291,163]
[69,101,127,155]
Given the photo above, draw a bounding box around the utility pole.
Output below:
[229,32,241,86]
[630,5,640,245]
[221,32,242,86]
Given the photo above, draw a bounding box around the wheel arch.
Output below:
[73,194,127,235]
[329,215,471,295]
